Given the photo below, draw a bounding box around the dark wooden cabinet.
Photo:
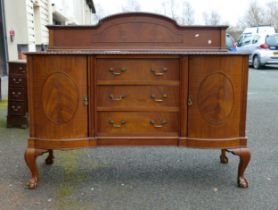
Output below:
[7,61,28,128]
[24,13,251,189]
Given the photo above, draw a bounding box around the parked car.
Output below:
[236,33,278,69]
[226,33,237,52]
[243,25,275,34]
[251,33,278,69]
[237,25,275,45]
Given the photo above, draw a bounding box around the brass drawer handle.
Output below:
[150,67,168,76]
[83,96,89,106]
[12,105,21,112]
[151,94,167,102]
[188,95,193,106]
[109,120,126,128]
[12,91,22,96]
[109,67,126,76]
[109,94,127,101]
[150,120,167,128]
[13,78,22,84]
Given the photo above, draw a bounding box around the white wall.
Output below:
[5,0,51,60]
[4,0,28,60]
[5,0,93,61]
[26,0,50,50]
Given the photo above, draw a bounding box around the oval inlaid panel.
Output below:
[197,72,234,125]
[41,72,79,124]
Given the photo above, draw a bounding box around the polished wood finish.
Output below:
[227,148,251,188]
[97,86,179,108]
[96,58,179,81]
[220,149,229,164]
[47,13,228,51]
[187,56,243,139]
[97,112,179,136]
[7,61,28,128]
[30,55,88,139]
[24,148,48,189]
[25,13,250,189]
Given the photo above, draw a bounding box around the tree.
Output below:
[265,0,278,31]
[203,10,221,25]
[161,0,194,25]
[238,0,266,28]
[179,1,195,25]
[161,0,178,20]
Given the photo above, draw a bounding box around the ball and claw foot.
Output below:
[45,150,54,165]
[238,177,248,188]
[220,149,229,164]
[228,148,251,188]
[26,178,38,189]
[24,148,48,190]
[220,154,229,164]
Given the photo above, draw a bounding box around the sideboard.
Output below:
[25,13,251,189]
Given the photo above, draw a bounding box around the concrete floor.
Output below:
[0,67,278,210]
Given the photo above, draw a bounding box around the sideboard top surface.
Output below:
[26,50,248,56]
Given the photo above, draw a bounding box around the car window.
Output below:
[266,34,278,46]
[240,35,253,46]
[252,35,260,44]
[226,34,233,49]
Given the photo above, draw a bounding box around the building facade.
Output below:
[0,0,95,76]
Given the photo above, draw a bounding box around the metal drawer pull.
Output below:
[109,94,127,101]
[150,67,168,76]
[12,105,21,111]
[149,120,167,128]
[13,78,22,83]
[109,120,126,128]
[83,96,89,106]
[188,95,193,106]
[12,91,22,96]
[109,67,127,76]
[151,94,167,102]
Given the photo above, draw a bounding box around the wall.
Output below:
[4,0,28,60]
[4,0,51,60]
[26,0,51,52]
[5,0,93,61]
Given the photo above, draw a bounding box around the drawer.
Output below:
[9,88,26,100]
[8,101,26,115]
[97,112,179,135]
[9,63,26,75]
[97,86,179,108]
[9,75,26,87]
[96,59,179,81]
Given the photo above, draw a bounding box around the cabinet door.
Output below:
[30,55,88,139]
[188,56,245,138]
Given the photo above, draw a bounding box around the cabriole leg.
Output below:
[228,148,251,188]
[45,150,54,165]
[220,149,229,164]
[24,148,47,189]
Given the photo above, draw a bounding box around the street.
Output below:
[0,67,278,210]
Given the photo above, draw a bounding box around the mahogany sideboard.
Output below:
[25,13,251,189]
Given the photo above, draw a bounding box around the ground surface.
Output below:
[0,67,278,210]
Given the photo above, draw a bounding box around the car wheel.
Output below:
[253,56,262,69]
